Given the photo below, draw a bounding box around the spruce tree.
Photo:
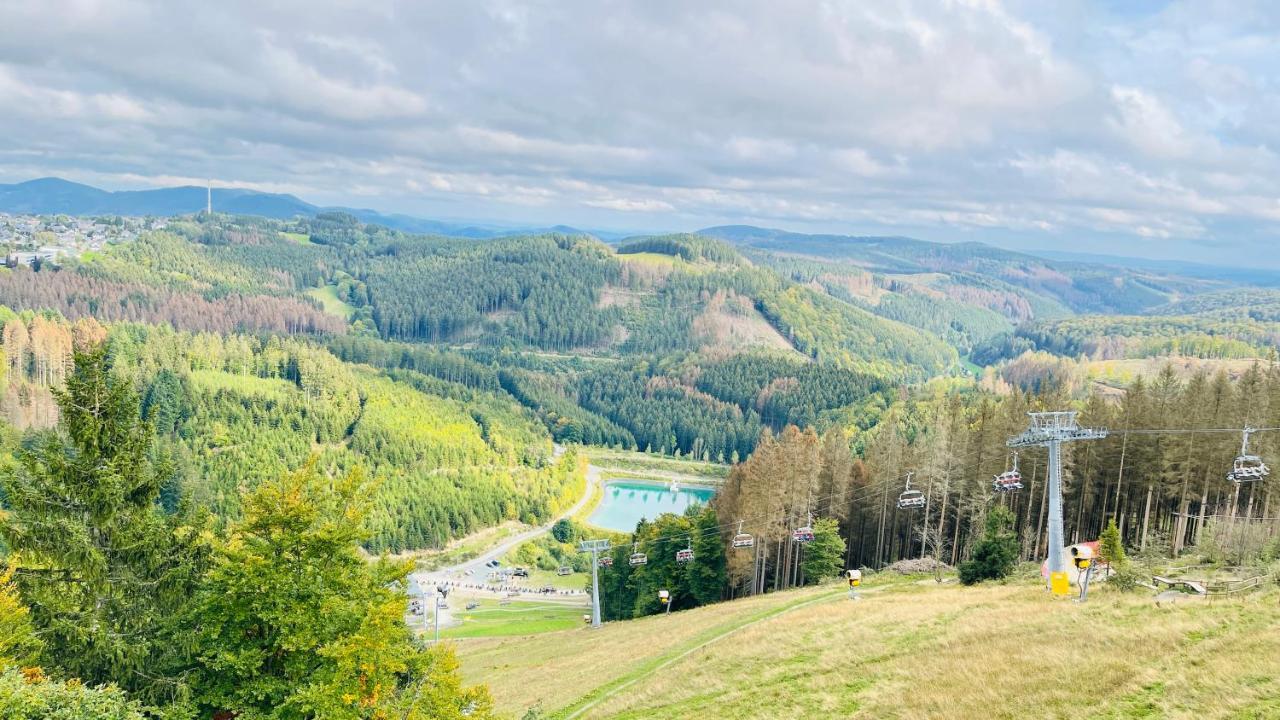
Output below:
[0,347,206,705]
[958,506,1020,585]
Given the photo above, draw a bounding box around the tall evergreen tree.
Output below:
[0,347,206,706]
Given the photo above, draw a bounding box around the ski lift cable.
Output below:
[622,438,1032,551]
[613,470,916,552]
[599,424,1278,555]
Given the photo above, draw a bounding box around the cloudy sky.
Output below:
[1,0,1277,263]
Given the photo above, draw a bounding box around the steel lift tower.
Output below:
[578,539,610,628]
[1008,412,1107,595]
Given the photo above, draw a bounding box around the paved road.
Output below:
[410,446,600,631]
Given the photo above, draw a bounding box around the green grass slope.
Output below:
[454,578,1280,719]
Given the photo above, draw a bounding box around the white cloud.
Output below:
[0,0,1277,261]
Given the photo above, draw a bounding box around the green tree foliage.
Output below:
[0,668,146,720]
[0,564,41,668]
[0,347,207,705]
[551,519,575,544]
[757,286,957,378]
[800,517,846,584]
[695,354,885,430]
[599,505,727,620]
[958,507,1020,585]
[360,234,621,350]
[577,365,762,460]
[193,462,494,719]
[1099,518,1127,570]
[686,507,728,605]
[616,234,743,264]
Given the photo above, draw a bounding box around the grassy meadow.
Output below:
[452,576,1280,719]
[442,598,588,640]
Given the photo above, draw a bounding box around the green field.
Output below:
[585,448,729,481]
[454,576,1280,719]
[280,231,311,244]
[305,284,356,319]
[443,598,588,639]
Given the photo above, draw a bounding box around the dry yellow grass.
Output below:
[453,579,1280,719]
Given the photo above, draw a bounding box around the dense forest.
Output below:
[0,349,493,717]
[0,310,582,553]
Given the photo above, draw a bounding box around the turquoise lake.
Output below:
[587,479,716,532]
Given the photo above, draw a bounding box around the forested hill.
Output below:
[3,212,1275,453]
[698,224,1223,315]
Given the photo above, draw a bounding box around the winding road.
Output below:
[408,447,601,630]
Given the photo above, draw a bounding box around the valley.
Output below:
[1,207,1279,719]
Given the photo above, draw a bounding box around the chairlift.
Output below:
[792,513,815,543]
[992,451,1023,493]
[676,539,694,563]
[731,519,755,549]
[628,542,648,566]
[598,555,613,568]
[897,473,925,510]
[1228,428,1270,483]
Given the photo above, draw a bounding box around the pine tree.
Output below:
[800,517,846,584]
[0,346,207,705]
[958,506,1020,585]
[686,507,728,605]
[1099,518,1127,570]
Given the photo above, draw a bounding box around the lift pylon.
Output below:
[1008,412,1107,596]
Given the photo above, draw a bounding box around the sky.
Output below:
[1,0,1277,264]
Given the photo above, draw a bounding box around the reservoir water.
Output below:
[587,479,716,532]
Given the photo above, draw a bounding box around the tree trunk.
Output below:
[1140,483,1154,551]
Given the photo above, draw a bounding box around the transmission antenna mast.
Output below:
[1008,411,1107,595]
[206,180,212,215]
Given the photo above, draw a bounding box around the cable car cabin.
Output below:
[1229,455,1270,483]
[991,470,1023,493]
[629,552,648,566]
[897,489,926,510]
[792,526,815,543]
[598,556,613,568]
[556,566,572,576]
[676,548,694,563]
[732,533,755,549]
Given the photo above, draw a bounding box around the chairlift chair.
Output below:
[992,452,1023,493]
[598,555,613,568]
[1228,428,1270,483]
[628,542,648,566]
[1229,455,1269,483]
[676,540,694,563]
[731,519,754,549]
[897,473,926,510]
[792,514,815,543]
[897,489,926,509]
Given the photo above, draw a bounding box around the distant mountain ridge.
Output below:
[0,177,634,240]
